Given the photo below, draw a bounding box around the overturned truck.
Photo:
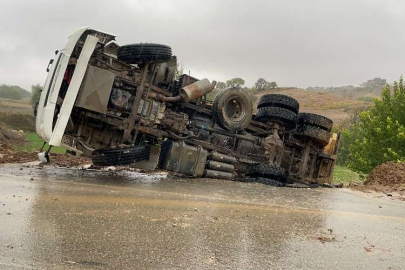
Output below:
[35,27,339,186]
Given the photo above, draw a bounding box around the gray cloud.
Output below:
[0,0,404,90]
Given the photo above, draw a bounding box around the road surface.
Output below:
[1,165,404,269]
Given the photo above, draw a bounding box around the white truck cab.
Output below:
[36,27,115,150]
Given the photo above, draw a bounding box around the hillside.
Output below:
[253,87,369,124]
[0,84,31,100]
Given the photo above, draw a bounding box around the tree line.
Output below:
[0,84,31,100]
[215,77,277,92]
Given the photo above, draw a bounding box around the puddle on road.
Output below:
[1,165,404,269]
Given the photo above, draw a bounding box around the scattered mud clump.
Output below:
[0,143,91,167]
[363,162,405,195]
[0,144,37,164]
[40,154,91,168]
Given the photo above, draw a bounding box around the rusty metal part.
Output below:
[194,124,259,144]
[161,141,208,177]
[132,61,161,144]
[204,169,233,180]
[144,82,172,97]
[160,110,189,134]
[180,78,215,102]
[206,160,235,173]
[121,63,150,143]
[137,126,169,138]
[148,92,181,102]
[210,151,237,164]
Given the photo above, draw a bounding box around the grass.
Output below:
[333,165,363,184]
[13,132,66,154]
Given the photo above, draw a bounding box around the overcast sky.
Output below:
[0,0,404,91]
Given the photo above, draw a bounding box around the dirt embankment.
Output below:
[362,162,405,196]
[253,88,369,124]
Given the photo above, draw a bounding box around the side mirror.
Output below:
[55,50,59,55]
[46,59,54,72]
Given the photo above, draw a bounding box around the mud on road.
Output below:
[1,165,404,269]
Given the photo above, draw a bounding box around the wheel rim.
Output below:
[224,96,245,122]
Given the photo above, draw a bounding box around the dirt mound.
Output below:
[363,162,405,195]
[0,143,91,167]
[0,124,26,144]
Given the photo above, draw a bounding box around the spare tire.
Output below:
[246,163,287,182]
[297,113,333,132]
[294,125,330,147]
[212,88,253,131]
[257,94,299,113]
[255,107,297,130]
[117,43,172,64]
[92,145,150,166]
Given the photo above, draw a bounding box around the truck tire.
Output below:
[241,177,285,187]
[92,145,151,166]
[257,94,299,114]
[255,107,297,130]
[246,163,287,182]
[212,88,253,131]
[255,177,285,187]
[297,113,333,132]
[294,125,330,146]
[117,43,172,64]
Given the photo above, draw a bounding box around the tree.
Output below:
[254,78,271,91]
[216,81,226,89]
[174,62,184,81]
[341,75,405,174]
[269,81,277,89]
[30,84,43,108]
[226,78,245,88]
[0,84,31,100]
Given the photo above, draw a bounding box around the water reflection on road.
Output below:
[1,165,404,269]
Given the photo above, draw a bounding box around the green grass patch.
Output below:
[333,165,363,184]
[13,132,66,154]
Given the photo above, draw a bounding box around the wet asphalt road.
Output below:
[0,165,404,270]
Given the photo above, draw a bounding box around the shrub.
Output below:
[341,75,405,174]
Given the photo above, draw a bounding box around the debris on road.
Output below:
[364,161,405,196]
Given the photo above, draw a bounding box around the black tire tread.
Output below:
[246,163,287,182]
[255,107,297,130]
[294,125,330,146]
[92,145,150,166]
[297,113,333,132]
[117,43,172,64]
[257,94,299,113]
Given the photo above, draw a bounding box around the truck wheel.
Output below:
[255,177,285,187]
[246,163,287,182]
[117,43,172,64]
[212,88,253,131]
[297,113,333,132]
[255,107,297,130]
[294,125,330,146]
[257,94,299,114]
[92,145,151,166]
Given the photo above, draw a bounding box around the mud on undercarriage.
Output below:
[36,28,339,186]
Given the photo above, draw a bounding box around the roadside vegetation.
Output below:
[13,132,65,153]
[338,75,405,175]
[332,166,362,184]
